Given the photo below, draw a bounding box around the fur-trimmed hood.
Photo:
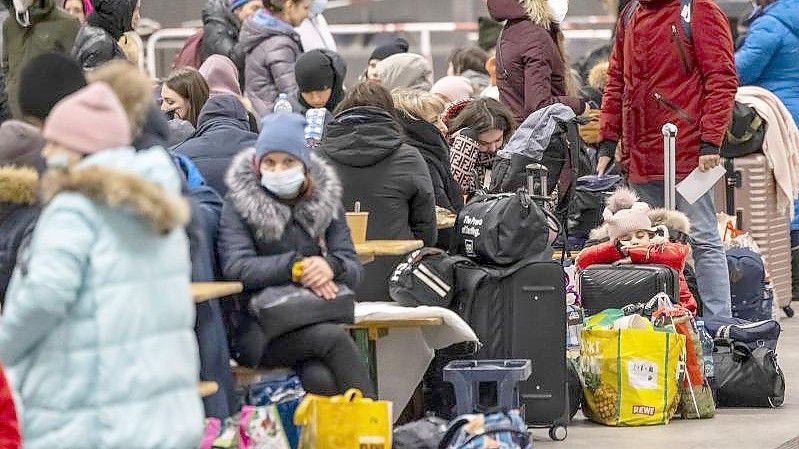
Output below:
[225,147,342,242]
[39,148,190,234]
[0,165,38,205]
[589,208,692,241]
[488,0,553,28]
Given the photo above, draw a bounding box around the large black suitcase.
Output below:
[577,264,679,317]
[453,259,570,441]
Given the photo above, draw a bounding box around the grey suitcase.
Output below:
[714,154,793,316]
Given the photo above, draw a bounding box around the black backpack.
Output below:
[389,248,470,308]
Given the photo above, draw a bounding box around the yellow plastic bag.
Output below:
[580,318,685,426]
[294,389,392,449]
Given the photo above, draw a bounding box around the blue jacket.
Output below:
[217,149,363,366]
[736,0,799,125]
[0,148,204,449]
[173,95,258,197]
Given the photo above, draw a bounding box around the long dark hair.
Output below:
[446,98,516,142]
[164,67,210,127]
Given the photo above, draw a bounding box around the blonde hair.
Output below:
[588,61,610,90]
[88,60,155,136]
[391,89,447,122]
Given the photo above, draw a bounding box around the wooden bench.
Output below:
[355,240,424,257]
[192,282,243,303]
[198,381,219,398]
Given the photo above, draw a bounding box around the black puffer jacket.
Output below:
[218,148,362,365]
[72,0,132,69]
[201,0,246,82]
[320,107,437,300]
[172,95,257,196]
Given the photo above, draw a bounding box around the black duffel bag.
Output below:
[704,316,780,351]
[389,247,470,308]
[713,339,785,408]
[721,101,766,158]
[454,189,551,266]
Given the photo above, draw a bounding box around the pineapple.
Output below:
[584,370,618,422]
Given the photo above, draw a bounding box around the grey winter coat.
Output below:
[218,148,362,365]
[240,10,303,119]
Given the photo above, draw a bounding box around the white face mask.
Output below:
[260,166,306,199]
[309,0,328,16]
[45,153,72,170]
[547,0,569,24]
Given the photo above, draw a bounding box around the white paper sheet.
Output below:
[675,165,726,204]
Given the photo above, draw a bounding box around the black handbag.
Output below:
[713,339,785,408]
[454,189,551,266]
[721,102,766,158]
[249,284,355,344]
[389,247,470,308]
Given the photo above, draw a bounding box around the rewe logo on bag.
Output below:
[632,405,656,416]
[359,436,386,449]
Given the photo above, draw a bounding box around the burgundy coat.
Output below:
[488,0,585,124]
[600,0,738,183]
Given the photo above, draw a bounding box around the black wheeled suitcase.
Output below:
[578,264,680,316]
[453,259,570,441]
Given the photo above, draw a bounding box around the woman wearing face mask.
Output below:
[241,0,310,118]
[0,82,204,449]
[487,0,587,124]
[218,112,373,397]
[161,67,211,127]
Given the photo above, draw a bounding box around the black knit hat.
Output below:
[296,50,337,92]
[369,37,410,62]
[18,52,87,121]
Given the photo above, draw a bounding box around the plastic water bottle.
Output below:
[274,93,293,113]
[696,320,715,381]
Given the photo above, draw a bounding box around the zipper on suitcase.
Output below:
[671,25,691,73]
[654,92,695,122]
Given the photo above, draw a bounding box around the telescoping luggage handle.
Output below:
[662,123,678,210]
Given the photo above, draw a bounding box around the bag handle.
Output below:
[438,417,471,449]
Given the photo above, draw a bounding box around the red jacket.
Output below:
[599,0,738,183]
[488,0,585,124]
[576,240,698,314]
[0,364,20,449]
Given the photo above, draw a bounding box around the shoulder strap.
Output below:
[680,0,693,42]
[623,0,640,28]
[624,0,692,43]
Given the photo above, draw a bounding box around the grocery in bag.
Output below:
[580,309,685,426]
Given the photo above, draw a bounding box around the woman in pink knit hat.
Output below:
[0,82,204,449]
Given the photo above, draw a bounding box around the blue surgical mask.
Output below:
[260,166,306,199]
[46,153,72,170]
[309,0,328,16]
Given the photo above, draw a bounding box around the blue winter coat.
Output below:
[0,147,204,449]
[736,0,799,124]
[217,148,363,366]
[173,95,258,196]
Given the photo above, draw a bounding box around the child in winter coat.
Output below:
[576,187,698,314]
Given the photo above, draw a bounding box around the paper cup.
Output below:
[346,212,369,244]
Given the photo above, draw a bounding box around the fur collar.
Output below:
[0,165,38,205]
[525,0,554,29]
[40,166,190,234]
[226,148,342,242]
[589,208,692,241]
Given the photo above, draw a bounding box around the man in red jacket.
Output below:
[597,0,738,318]
[0,363,21,449]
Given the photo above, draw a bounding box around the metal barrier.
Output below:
[145,21,613,78]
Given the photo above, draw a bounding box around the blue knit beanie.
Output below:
[229,0,250,11]
[256,113,311,168]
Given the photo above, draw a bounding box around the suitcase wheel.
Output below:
[783,306,795,318]
[549,425,568,441]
